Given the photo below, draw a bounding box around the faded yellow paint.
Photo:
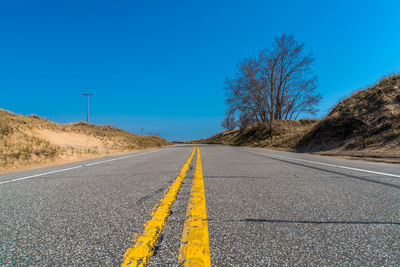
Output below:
[178,146,211,266]
[122,147,196,266]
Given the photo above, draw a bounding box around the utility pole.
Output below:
[82,93,93,123]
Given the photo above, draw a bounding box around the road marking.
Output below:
[0,148,167,186]
[122,147,196,266]
[178,147,211,267]
[243,149,400,178]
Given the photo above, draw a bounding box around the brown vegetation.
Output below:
[200,74,400,162]
[199,119,318,149]
[0,109,171,173]
[297,74,400,159]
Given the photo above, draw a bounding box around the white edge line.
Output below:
[0,148,167,186]
[242,149,400,178]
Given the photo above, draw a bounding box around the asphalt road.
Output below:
[1,144,399,266]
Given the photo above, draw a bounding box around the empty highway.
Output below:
[1,145,399,266]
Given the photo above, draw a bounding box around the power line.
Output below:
[82,93,93,123]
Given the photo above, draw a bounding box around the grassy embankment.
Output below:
[297,73,400,159]
[0,109,172,173]
[199,74,400,161]
[198,119,318,150]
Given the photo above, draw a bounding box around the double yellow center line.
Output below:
[178,147,211,266]
[122,146,211,266]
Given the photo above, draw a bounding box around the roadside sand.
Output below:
[0,147,161,175]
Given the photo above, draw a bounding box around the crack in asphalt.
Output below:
[135,187,168,205]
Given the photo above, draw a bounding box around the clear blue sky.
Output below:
[1,0,399,140]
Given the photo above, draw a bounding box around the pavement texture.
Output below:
[1,144,399,266]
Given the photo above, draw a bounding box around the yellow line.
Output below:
[122,147,196,266]
[178,146,211,266]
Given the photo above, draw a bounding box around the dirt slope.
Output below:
[198,119,318,150]
[197,74,400,162]
[297,74,400,158]
[0,109,172,173]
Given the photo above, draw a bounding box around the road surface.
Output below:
[1,144,399,266]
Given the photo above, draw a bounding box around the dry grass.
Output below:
[198,119,318,150]
[0,109,172,172]
[297,73,400,158]
[196,74,400,162]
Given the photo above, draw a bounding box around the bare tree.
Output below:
[224,34,321,136]
[221,113,236,131]
[237,111,255,130]
[225,58,269,125]
[259,34,321,120]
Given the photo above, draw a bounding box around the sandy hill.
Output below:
[0,109,171,173]
[197,73,400,162]
[197,119,318,150]
[297,74,400,158]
